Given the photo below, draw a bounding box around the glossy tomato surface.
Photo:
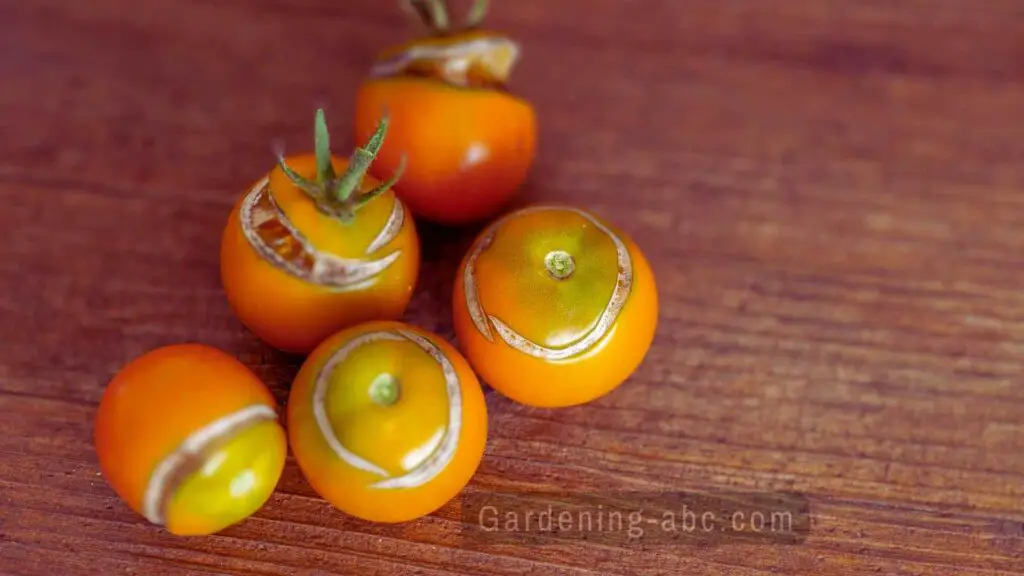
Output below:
[94,344,287,536]
[287,321,487,523]
[452,205,659,407]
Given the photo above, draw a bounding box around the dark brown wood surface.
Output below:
[3,0,1024,574]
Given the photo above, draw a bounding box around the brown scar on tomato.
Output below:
[366,199,406,255]
[369,33,520,89]
[143,404,278,526]
[462,206,634,361]
[310,328,462,490]
[240,178,404,288]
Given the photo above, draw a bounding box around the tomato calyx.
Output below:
[402,0,489,36]
[238,109,410,287]
[276,109,406,224]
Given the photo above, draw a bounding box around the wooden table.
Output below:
[3,1,1023,574]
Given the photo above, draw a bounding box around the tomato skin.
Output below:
[452,206,659,408]
[354,77,536,226]
[93,344,287,536]
[287,321,488,523]
[220,154,420,354]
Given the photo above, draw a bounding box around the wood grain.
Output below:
[2,0,1024,573]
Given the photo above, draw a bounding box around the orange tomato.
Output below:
[287,320,488,523]
[452,205,659,408]
[354,0,536,225]
[94,344,287,536]
[221,109,420,354]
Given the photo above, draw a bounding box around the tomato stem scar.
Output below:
[544,250,575,280]
[369,373,400,406]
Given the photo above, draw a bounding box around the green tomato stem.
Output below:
[314,109,336,185]
[463,0,489,28]
[276,108,404,222]
[402,0,489,34]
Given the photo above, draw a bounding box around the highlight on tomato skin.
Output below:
[93,343,288,537]
[220,108,421,355]
[354,0,537,226]
[287,320,488,523]
[452,204,659,408]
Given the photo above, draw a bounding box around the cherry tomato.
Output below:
[452,205,658,408]
[94,344,287,536]
[287,320,487,523]
[354,0,536,225]
[221,109,420,354]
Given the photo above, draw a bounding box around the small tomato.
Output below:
[452,205,658,408]
[220,109,420,354]
[354,0,536,225]
[287,320,487,523]
[93,344,287,536]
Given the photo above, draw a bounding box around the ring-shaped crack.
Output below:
[142,404,278,526]
[462,205,633,360]
[240,177,404,287]
[369,35,520,88]
[311,329,462,490]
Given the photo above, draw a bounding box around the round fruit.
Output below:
[452,205,658,408]
[94,344,287,536]
[221,109,420,354]
[354,0,536,225]
[287,320,487,523]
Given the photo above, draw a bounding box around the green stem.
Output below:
[405,0,448,32]
[402,0,489,34]
[314,109,335,185]
[463,0,489,28]
[276,108,403,222]
[355,153,407,210]
[335,115,388,203]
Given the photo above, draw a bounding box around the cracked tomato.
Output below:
[94,343,287,536]
[287,320,488,522]
[453,205,658,407]
[354,0,536,225]
[220,109,420,354]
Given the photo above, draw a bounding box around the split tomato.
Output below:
[354,0,537,225]
[94,344,287,536]
[452,205,658,408]
[220,109,420,354]
[287,320,487,523]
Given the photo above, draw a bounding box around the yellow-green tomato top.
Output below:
[287,321,488,523]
